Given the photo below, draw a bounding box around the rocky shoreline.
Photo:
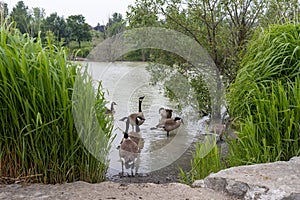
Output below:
[1,157,300,200]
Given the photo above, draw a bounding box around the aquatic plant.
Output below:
[0,23,113,184]
[180,23,300,184]
[179,138,226,185]
[227,23,300,164]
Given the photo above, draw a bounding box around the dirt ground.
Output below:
[0,181,235,200]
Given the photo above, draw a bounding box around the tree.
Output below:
[261,0,300,25]
[126,0,159,28]
[10,1,31,34]
[66,15,92,47]
[126,0,160,61]
[30,7,45,37]
[0,1,9,24]
[105,13,126,37]
[42,12,69,43]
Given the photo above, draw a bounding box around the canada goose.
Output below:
[162,117,184,137]
[119,117,139,176]
[118,116,145,151]
[106,101,117,115]
[120,96,145,131]
[156,107,173,128]
[209,110,231,141]
[159,107,173,119]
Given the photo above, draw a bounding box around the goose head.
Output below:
[139,96,145,102]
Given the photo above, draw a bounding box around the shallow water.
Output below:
[84,61,213,183]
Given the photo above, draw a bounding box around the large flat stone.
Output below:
[193,157,300,200]
[0,181,235,200]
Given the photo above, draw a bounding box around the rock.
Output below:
[0,181,234,200]
[2,157,300,200]
[193,156,300,200]
[282,193,300,200]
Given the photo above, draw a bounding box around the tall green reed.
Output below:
[179,136,226,185]
[0,23,113,184]
[228,23,300,118]
[229,78,300,165]
[227,23,300,165]
[180,23,300,185]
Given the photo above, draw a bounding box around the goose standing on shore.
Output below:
[162,117,184,137]
[119,117,139,177]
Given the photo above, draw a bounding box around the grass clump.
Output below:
[227,23,300,164]
[180,136,226,185]
[0,23,113,184]
[180,23,300,184]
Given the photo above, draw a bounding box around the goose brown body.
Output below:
[156,107,173,128]
[119,117,139,176]
[159,107,173,119]
[162,117,183,137]
[119,117,144,151]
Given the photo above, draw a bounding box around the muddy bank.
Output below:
[108,142,194,184]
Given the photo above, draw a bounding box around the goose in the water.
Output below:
[156,107,173,128]
[120,96,145,131]
[162,117,184,137]
[119,117,139,176]
[106,101,117,115]
[159,107,173,119]
[118,116,144,151]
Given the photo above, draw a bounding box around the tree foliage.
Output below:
[0,1,8,24]
[105,12,126,37]
[42,12,69,43]
[66,15,92,47]
[29,7,45,37]
[10,1,31,34]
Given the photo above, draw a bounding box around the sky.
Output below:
[6,0,136,26]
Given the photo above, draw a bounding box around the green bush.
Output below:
[227,23,300,164]
[0,23,112,184]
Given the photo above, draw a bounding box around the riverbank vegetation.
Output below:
[0,23,113,184]
[180,23,300,184]
[1,0,300,185]
[124,0,300,184]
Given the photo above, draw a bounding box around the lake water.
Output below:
[82,61,214,183]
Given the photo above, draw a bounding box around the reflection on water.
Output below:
[83,61,209,182]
